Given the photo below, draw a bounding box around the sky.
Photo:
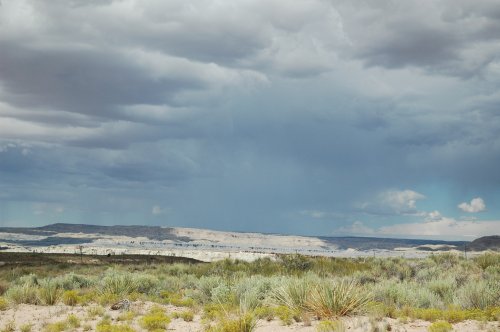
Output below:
[0,0,499,240]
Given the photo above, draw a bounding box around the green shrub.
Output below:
[404,307,500,323]
[197,276,224,303]
[96,292,120,306]
[211,283,234,304]
[1,321,15,332]
[169,295,195,307]
[43,321,67,332]
[0,281,9,296]
[275,305,297,325]
[316,320,346,332]
[5,284,39,304]
[253,306,275,321]
[489,307,500,321]
[55,272,95,290]
[67,314,80,328]
[474,252,500,270]
[373,280,442,309]
[239,290,262,313]
[62,290,79,306]
[134,274,159,294]
[75,290,93,305]
[16,274,38,287]
[99,325,136,332]
[20,323,33,332]
[96,318,136,332]
[353,271,377,285]
[408,308,442,322]
[429,253,460,267]
[455,279,499,309]
[160,291,195,307]
[179,310,194,322]
[415,266,441,283]
[234,276,275,307]
[100,270,137,295]
[279,254,313,274]
[117,310,136,322]
[366,302,397,319]
[204,303,228,320]
[139,306,171,331]
[428,321,452,332]
[38,279,61,305]
[426,277,456,302]
[87,305,106,318]
[159,276,187,293]
[0,297,8,311]
[208,313,257,332]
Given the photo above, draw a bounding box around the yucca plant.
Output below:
[272,277,312,312]
[308,280,370,318]
[38,279,61,305]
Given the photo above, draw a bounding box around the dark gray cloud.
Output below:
[334,0,500,78]
[0,42,205,116]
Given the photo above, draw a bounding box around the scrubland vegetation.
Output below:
[0,252,498,331]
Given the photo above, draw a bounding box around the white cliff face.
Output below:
[169,227,331,249]
[0,243,274,262]
[0,232,48,241]
[0,227,474,262]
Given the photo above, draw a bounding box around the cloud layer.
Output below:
[338,217,499,240]
[0,0,499,238]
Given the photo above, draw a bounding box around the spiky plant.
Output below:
[38,279,61,305]
[272,277,312,312]
[308,280,370,318]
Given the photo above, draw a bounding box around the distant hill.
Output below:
[467,235,500,251]
[319,236,466,251]
[0,223,191,242]
[0,222,472,251]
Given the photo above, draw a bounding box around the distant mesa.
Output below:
[0,223,191,243]
[467,235,500,251]
[0,223,498,256]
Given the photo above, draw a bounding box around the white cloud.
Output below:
[378,217,497,239]
[32,203,64,216]
[151,205,162,215]
[458,197,486,213]
[382,189,425,210]
[359,189,426,215]
[300,210,327,219]
[336,212,499,240]
[337,221,375,235]
[425,210,442,221]
[152,205,170,216]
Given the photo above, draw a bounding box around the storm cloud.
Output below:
[0,0,499,238]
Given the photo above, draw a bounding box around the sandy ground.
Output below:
[0,302,498,332]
